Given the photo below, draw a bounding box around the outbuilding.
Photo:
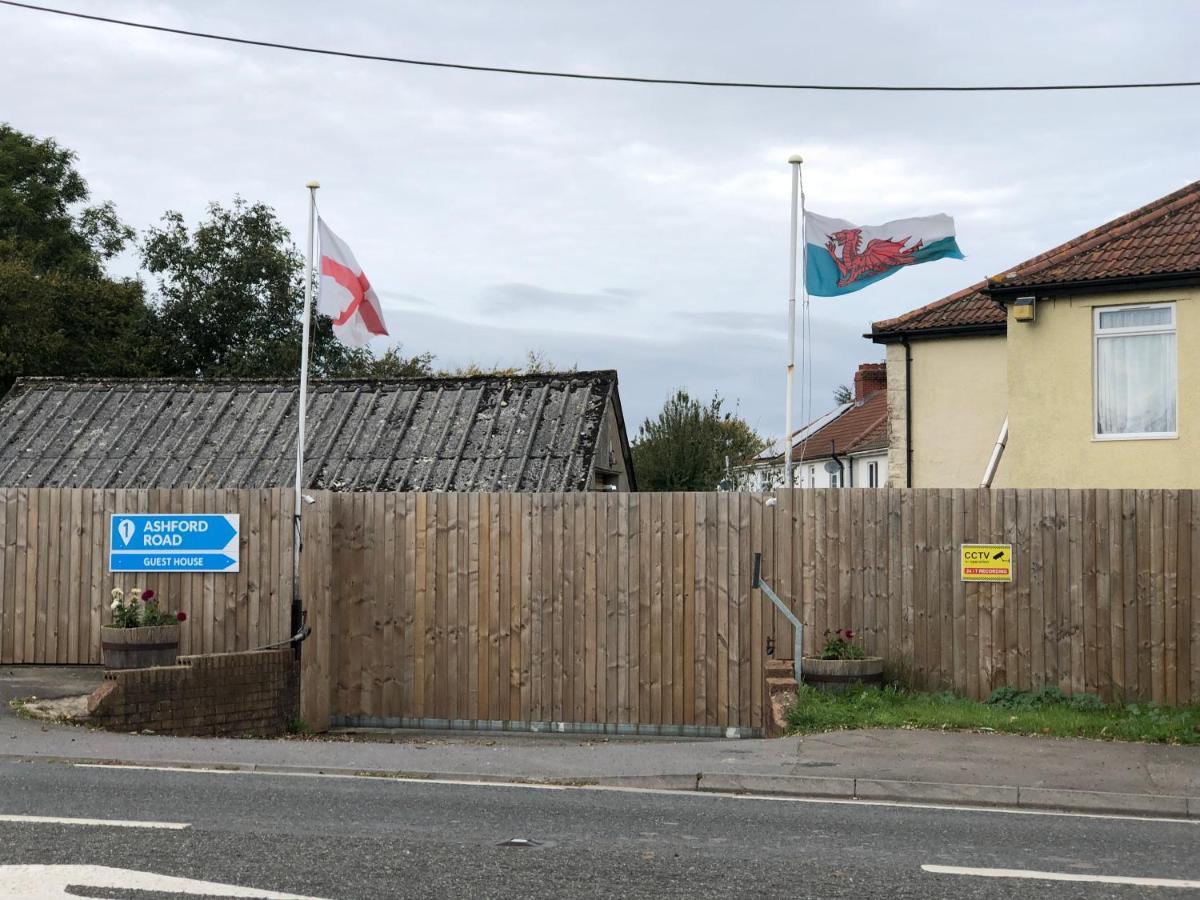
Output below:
[0,370,636,492]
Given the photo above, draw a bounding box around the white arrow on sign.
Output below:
[0,865,327,899]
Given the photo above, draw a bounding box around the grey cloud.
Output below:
[2,0,1195,446]
[377,291,434,309]
[683,311,782,334]
[481,282,635,314]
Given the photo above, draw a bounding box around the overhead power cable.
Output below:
[3,0,1200,93]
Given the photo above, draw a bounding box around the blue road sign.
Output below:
[109,514,240,573]
[109,552,239,573]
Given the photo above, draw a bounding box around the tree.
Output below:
[142,198,361,379]
[833,384,853,405]
[338,345,435,378]
[0,124,134,276]
[441,350,573,378]
[0,124,153,393]
[632,390,768,491]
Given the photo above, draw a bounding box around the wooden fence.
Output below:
[300,488,1200,732]
[0,488,294,664]
[1,488,1197,734]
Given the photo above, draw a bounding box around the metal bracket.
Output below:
[751,552,803,683]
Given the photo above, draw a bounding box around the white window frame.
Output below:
[1092,302,1178,441]
[867,460,879,488]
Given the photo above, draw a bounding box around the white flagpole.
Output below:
[798,159,812,472]
[292,180,319,638]
[784,154,803,489]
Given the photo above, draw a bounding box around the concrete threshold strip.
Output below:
[40,757,1200,823]
[922,864,1200,890]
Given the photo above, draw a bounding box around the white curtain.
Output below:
[1098,307,1172,329]
[1096,332,1176,435]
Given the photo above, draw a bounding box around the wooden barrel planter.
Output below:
[101,624,181,670]
[801,657,884,693]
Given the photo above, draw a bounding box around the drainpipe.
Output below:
[981,416,1009,488]
[901,336,914,488]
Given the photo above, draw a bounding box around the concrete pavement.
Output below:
[4,665,1197,818]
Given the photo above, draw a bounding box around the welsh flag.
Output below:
[805,211,963,297]
[317,218,389,347]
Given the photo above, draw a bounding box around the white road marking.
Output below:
[0,864,325,899]
[0,813,188,830]
[922,864,1200,889]
[68,762,1198,825]
[73,763,569,790]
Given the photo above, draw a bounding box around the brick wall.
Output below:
[88,649,298,737]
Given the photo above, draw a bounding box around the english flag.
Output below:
[317,218,389,348]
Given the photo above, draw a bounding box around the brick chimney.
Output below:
[853,362,887,402]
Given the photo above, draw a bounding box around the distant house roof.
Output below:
[754,402,851,462]
[0,371,634,492]
[755,378,887,469]
[871,178,1200,341]
[791,389,887,462]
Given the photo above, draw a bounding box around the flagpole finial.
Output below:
[787,154,803,165]
[306,180,320,189]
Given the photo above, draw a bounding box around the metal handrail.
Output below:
[751,552,804,682]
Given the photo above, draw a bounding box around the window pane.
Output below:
[1096,332,1176,434]
[1098,306,1172,330]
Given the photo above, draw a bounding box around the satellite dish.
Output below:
[823,460,841,475]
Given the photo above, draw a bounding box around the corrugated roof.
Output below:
[872,179,1200,340]
[0,372,626,492]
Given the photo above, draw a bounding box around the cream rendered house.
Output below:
[870,180,1200,489]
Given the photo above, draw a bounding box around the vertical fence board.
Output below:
[1176,492,1191,707]
[0,490,10,664]
[2,488,1197,724]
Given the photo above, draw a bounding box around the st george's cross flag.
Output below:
[317,218,389,347]
[804,211,963,297]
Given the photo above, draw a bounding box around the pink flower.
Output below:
[143,589,156,602]
[176,611,188,623]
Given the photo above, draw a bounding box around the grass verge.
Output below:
[786,684,1200,745]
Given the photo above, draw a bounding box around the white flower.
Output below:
[111,588,122,600]
[110,599,120,610]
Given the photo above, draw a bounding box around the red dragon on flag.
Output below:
[824,228,924,288]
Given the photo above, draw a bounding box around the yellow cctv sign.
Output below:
[961,544,1013,583]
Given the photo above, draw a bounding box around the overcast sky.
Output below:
[3,1,1198,437]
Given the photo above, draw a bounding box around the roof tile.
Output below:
[993,179,1200,288]
[791,389,887,462]
[872,178,1200,338]
[871,281,1004,337]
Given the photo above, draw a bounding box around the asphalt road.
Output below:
[0,761,1196,899]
